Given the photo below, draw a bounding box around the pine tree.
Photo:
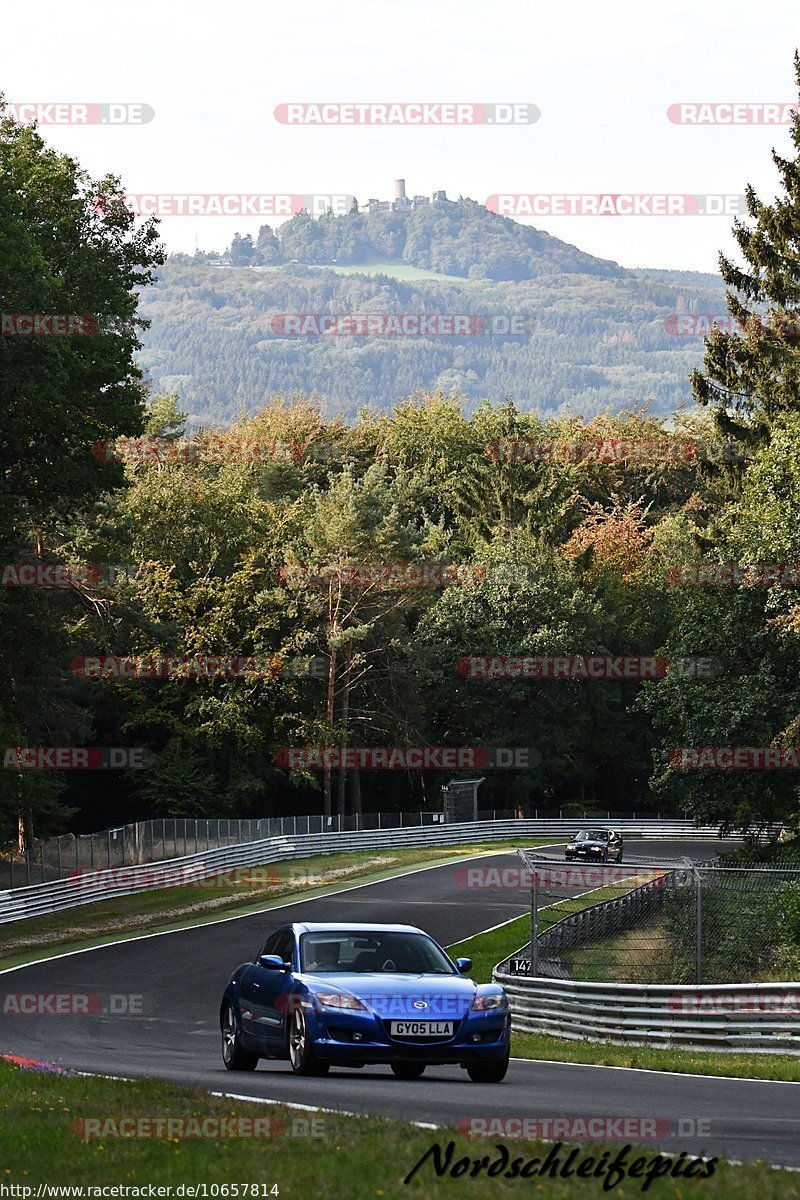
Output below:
[691,52,800,455]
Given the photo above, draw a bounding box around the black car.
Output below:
[564,828,623,862]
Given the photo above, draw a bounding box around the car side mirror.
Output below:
[454,957,472,975]
[258,954,290,971]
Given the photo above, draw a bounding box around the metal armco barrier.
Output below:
[493,972,800,1054]
[0,818,744,925]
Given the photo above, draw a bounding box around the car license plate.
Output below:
[390,1020,454,1037]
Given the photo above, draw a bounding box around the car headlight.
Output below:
[315,992,367,1011]
[471,992,507,1012]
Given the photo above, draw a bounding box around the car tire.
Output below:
[221,1001,259,1071]
[391,1062,426,1080]
[288,1009,330,1076]
[466,1048,509,1083]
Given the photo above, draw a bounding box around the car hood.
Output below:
[304,972,483,1019]
[571,840,608,849]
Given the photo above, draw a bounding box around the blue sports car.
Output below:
[219,921,511,1082]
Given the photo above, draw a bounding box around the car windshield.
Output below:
[300,931,456,974]
[574,830,609,842]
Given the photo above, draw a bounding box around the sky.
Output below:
[2,0,799,271]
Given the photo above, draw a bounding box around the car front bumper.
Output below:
[308,1010,511,1064]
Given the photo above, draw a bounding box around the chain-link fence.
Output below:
[0,809,523,889]
[502,849,800,985]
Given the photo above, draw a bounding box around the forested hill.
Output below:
[229,197,628,280]
[136,199,727,427]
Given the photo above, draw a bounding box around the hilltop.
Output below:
[136,198,727,424]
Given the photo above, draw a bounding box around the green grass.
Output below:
[0,839,557,970]
[509,1031,800,1081]
[299,258,469,283]
[251,258,468,282]
[1,1059,797,1197]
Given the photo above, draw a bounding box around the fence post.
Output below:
[695,867,703,985]
[378,811,381,830]
[107,830,111,869]
[58,838,63,880]
[530,866,538,978]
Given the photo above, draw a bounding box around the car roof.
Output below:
[290,922,425,934]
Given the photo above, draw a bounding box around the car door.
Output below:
[238,931,282,1045]
[250,928,297,1049]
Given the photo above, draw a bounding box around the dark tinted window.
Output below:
[260,931,282,957]
[273,930,294,966]
[300,931,455,974]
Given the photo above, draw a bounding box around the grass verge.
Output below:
[0,1059,795,1197]
[0,839,555,971]
[508,1032,800,1082]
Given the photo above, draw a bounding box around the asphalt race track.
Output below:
[2,839,799,1168]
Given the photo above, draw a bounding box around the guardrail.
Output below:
[0,809,692,888]
[0,818,740,925]
[493,973,800,1054]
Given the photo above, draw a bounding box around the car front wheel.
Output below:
[288,1009,330,1075]
[221,1002,259,1071]
[466,1048,509,1083]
